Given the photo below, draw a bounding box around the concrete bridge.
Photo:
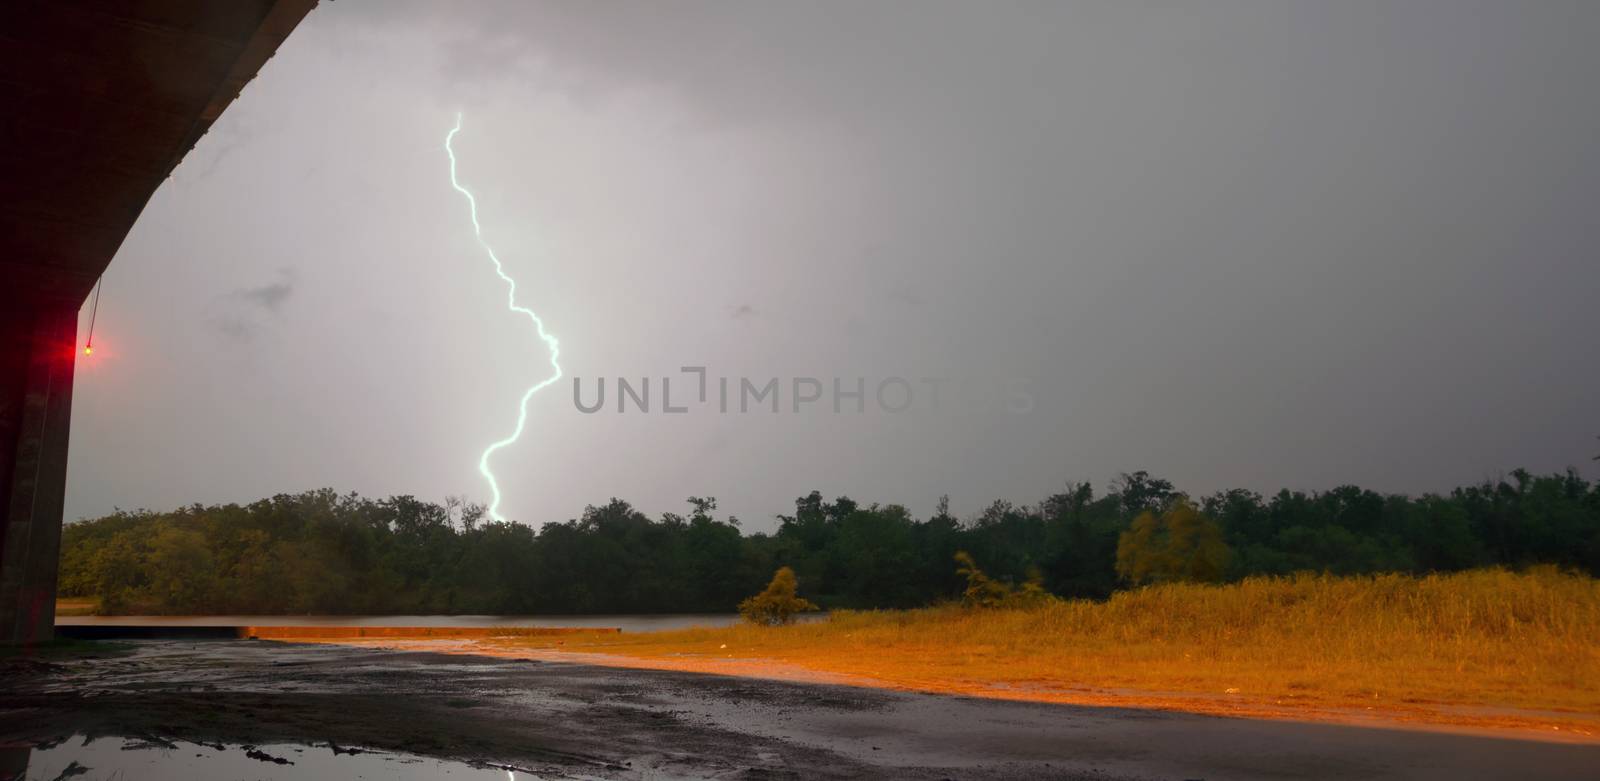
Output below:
[0,0,319,644]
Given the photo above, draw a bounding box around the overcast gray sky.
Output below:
[66,0,1600,529]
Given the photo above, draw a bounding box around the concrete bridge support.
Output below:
[0,0,318,644]
[0,296,79,645]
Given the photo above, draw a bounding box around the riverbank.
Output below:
[378,569,1600,738]
[53,597,97,616]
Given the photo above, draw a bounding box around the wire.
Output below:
[85,276,102,351]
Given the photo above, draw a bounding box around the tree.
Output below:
[738,566,818,626]
[145,525,217,613]
[1112,471,1178,514]
[1115,501,1231,585]
[1040,481,1122,598]
[51,471,1600,617]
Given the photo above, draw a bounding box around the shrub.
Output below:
[955,551,1053,608]
[954,551,1012,607]
[739,566,819,625]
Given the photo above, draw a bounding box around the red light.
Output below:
[83,346,94,356]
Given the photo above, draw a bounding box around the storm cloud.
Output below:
[63,1,1600,528]
[235,272,295,313]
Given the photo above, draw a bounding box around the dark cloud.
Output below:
[62,0,1600,529]
[234,269,295,313]
[209,269,296,341]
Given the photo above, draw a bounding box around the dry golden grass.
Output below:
[490,568,1600,733]
[54,597,98,616]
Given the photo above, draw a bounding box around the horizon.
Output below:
[64,461,1595,529]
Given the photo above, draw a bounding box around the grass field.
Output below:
[488,568,1600,734]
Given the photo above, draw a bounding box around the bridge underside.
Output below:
[0,0,317,644]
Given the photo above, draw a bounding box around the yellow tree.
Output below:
[739,566,819,625]
[1116,501,1231,585]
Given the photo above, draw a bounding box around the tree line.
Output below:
[58,468,1600,615]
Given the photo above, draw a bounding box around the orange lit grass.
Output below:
[484,569,1600,737]
[54,597,99,617]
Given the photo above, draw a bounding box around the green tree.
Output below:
[87,530,146,613]
[1112,471,1178,514]
[1115,501,1231,585]
[50,470,1600,617]
[738,566,819,626]
[145,525,217,613]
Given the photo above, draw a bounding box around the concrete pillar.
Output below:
[0,296,78,645]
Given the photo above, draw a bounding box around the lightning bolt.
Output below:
[445,113,562,523]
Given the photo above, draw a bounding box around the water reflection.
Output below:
[3,735,552,781]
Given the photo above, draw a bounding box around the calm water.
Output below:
[4,735,562,781]
[55,613,748,633]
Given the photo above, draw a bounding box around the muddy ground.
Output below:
[1,639,1596,780]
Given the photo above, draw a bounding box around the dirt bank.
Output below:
[299,634,1600,740]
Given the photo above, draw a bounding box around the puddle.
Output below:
[0,735,558,781]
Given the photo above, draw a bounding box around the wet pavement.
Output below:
[1,639,1596,780]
